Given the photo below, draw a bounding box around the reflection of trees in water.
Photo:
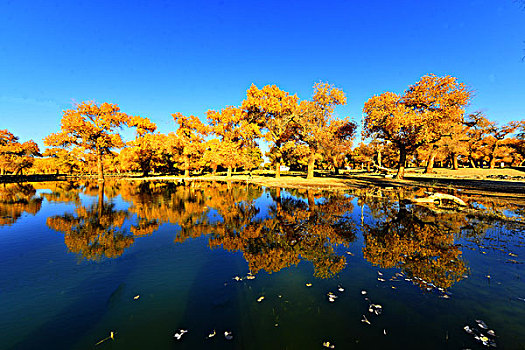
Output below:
[0,183,42,226]
[357,187,469,290]
[205,187,356,278]
[356,186,525,290]
[47,183,133,261]
[41,179,525,281]
[39,181,82,205]
[362,204,467,290]
[121,181,218,238]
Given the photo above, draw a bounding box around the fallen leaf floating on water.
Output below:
[361,290,367,295]
[323,341,335,348]
[377,271,383,276]
[508,252,518,257]
[463,326,474,334]
[361,315,371,325]
[95,331,116,346]
[378,278,385,282]
[383,329,387,335]
[133,295,140,300]
[246,275,255,280]
[476,320,488,330]
[306,283,312,287]
[233,276,242,281]
[338,285,345,292]
[327,292,338,302]
[257,296,265,303]
[464,321,497,348]
[173,329,188,340]
[346,251,354,256]
[207,330,216,338]
[224,331,233,340]
[369,304,383,315]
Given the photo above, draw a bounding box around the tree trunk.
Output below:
[97,150,104,182]
[468,156,476,168]
[489,152,496,169]
[425,148,437,174]
[489,142,499,169]
[377,150,382,167]
[395,147,407,179]
[227,166,232,178]
[212,165,217,175]
[366,162,371,172]
[275,161,281,179]
[452,153,459,170]
[184,155,190,177]
[307,152,315,179]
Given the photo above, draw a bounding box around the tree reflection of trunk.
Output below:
[98,181,104,218]
[362,202,468,291]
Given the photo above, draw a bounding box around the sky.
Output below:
[1,0,524,150]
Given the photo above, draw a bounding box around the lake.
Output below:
[0,180,524,349]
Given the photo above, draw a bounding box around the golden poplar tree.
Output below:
[44,102,155,181]
[363,74,471,179]
[297,83,354,179]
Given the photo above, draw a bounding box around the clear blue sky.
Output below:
[1,0,524,149]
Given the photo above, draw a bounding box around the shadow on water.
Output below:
[11,259,137,350]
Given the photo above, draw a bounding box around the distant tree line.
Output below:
[1,75,524,180]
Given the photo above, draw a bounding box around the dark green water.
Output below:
[0,180,524,349]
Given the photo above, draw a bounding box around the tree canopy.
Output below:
[44,102,156,181]
[363,74,471,179]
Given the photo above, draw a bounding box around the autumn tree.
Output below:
[279,141,311,171]
[510,120,525,159]
[319,120,357,174]
[171,113,210,177]
[41,147,86,175]
[0,129,40,175]
[422,122,469,172]
[363,74,471,179]
[119,118,159,176]
[297,82,354,179]
[44,102,154,181]
[465,113,520,168]
[207,106,262,177]
[242,84,300,178]
[483,121,519,169]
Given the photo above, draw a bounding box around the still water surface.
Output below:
[0,180,524,349]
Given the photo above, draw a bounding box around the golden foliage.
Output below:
[0,129,40,175]
[363,74,471,178]
[44,102,155,180]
